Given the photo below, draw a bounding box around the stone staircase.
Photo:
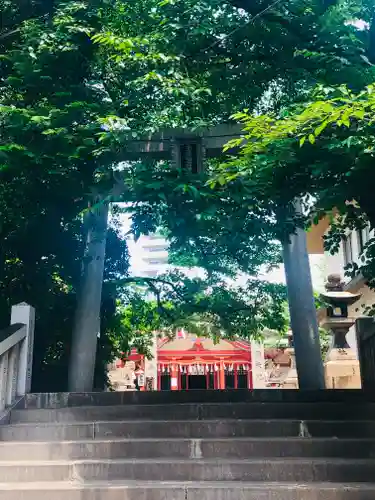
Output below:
[1,390,375,499]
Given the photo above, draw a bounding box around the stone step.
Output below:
[1,458,375,483]
[1,481,375,500]
[11,402,375,424]
[1,437,375,461]
[2,419,375,441]
[23,389,375,410]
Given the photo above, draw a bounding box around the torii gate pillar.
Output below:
[282,201,325,389]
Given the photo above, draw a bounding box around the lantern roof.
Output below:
[321,290,362,305]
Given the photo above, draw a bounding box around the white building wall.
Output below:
[346,284,375,356]
[138,235,169,278]
[263,254,327,293]
[323,251,345,280]
[128,234,169,278]
[321,225,373,285]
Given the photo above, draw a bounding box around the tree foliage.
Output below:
[125,160,283,276]
[0,1,129,390]
[210,85,375,295]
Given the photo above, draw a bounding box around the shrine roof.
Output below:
[157,333,251,353]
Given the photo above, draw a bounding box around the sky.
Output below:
[121,213,327,291]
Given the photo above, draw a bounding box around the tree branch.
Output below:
[145,279,176,322]
[0,28,20,41]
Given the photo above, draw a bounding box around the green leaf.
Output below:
[352,110,365,119]
[313,120,328,137]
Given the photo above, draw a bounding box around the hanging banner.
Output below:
[137,372,145,387]
[250,341,266,389]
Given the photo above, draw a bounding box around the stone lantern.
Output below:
[320,274,361,389]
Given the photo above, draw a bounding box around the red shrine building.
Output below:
[156,334,252,390]
[113,333,258,391]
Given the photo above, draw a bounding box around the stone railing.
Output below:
[0,303,35,412]
[356,316,375,391]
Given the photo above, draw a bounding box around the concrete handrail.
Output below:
[0,303,35,412]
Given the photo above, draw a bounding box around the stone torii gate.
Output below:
[68,123,325,392]
[120,123,242,167]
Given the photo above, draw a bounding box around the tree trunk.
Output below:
[368,11,375,64]
[68,201,109,392]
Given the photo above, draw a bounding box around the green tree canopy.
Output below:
[2,0,374,388]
